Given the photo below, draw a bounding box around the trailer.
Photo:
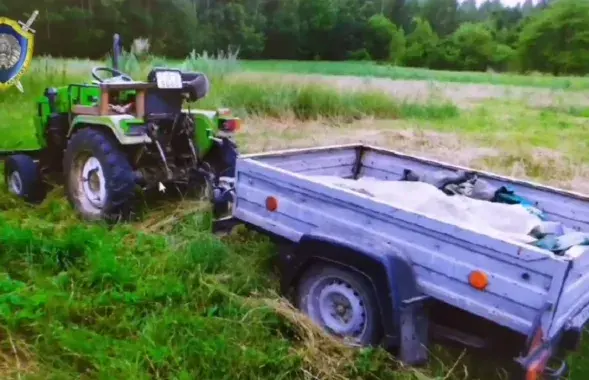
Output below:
[212,143,589,379]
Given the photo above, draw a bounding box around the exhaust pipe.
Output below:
[112,33,122,71]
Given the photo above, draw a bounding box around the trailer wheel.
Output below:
[296,264,383,346]
[4,154,46,203]
[63,128,136,221]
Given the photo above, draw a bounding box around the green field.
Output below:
[241,60,589,90]
[1,55,589,379]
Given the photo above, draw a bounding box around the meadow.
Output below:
[241,60,589,91]
[1,52,589,379]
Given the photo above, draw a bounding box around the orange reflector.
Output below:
[222,119,241,132]
[469,270,489,290]
[266,196,278,212]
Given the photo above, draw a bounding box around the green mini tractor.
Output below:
[3,34,240,221]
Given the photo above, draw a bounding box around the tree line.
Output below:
[2,0,589,75]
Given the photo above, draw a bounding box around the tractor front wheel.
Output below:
[4,154,46,203]
[63,128,136,221]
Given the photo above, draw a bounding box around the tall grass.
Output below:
[199,78,458,121]
[181,48,242,78]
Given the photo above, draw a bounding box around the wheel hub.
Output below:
[81,157,106,209]
[8,171,22,195]
[317,281,366,337]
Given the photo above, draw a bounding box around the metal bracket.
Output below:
[399,295,431,366]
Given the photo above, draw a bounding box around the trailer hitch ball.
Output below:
[133,170,144,185]
[213,187,222,201]
[212,187,233,204]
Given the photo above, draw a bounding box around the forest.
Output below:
[1,0,589,75]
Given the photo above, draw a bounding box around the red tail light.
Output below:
[221,119,241,132]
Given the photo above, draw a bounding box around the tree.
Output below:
[298,0,338,59]
[458,0,481,23]
[390,25,406,64]
[325,0,376,60]
[522,0,535,16]
[421,0,459,37]
[451,22,497,71]
[517,0,589,75]
[198,1,266,58]
[365,14,404,62]
[263,0,301,59]
[402,17,439,68]
[0,0,585,75]
[429,22,501,71]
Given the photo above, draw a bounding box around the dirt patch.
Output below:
[231,72,589,110]
[237,117,589,192]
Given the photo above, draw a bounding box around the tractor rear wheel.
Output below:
[63,128,136,222]
[4,154,46,203]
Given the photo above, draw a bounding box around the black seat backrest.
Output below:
[145,68,184,118]
[145,89,183,119]
[147,68,210,103]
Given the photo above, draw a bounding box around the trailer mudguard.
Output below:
[279,233,428,363]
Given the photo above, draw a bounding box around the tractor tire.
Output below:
[63,128,136,222]
[4,154,46,203]
[296,264,383,347]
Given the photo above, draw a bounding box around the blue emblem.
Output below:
[0,10,38,92]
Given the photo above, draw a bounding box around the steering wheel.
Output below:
[91,67,133,83]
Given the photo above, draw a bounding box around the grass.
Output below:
[1,54,589,379]
[201,77,458,122]
[241,60,589,90]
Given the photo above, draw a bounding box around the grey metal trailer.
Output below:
[213,144,589,378]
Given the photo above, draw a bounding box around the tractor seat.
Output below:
[146,68,210,102]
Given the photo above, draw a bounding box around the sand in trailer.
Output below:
[311,175,546,245]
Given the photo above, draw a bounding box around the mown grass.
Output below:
[241,60,589,90]
[408,99,589,164]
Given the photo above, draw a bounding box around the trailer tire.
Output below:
[296,264,383,346]
[63,128,136,222]
[4,154,46,203]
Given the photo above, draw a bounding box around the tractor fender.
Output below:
[68,115,151,145]
[185,110,217,157]
[279,232,422,348]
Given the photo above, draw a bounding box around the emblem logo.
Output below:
[0,10,38,92]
